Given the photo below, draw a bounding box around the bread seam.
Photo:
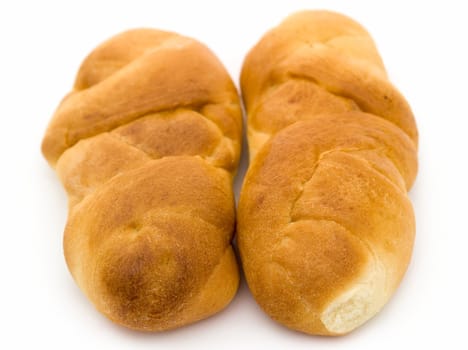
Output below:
[256,72,414,143]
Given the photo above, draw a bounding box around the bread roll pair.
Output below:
[42,11,418,335]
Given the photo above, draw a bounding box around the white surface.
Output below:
[1,0,467,348]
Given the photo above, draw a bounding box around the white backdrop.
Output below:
[1,0,467,348]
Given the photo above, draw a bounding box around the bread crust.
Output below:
[238,11,418,335]
[42,29,242,331]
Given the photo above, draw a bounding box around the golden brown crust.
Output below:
[42,29,241,166]
[238,11,418,335]
[42,29,241,331]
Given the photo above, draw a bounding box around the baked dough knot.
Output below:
[238,11,418,335]
[42,29,242,331]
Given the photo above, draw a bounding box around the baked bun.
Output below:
[42,29,242,331]
[238,11,418,335]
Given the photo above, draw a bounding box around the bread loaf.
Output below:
[238,11,418,335]
[42,29,242,331]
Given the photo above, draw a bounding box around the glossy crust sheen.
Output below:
[238,11,418,335]
[42,29,242,331]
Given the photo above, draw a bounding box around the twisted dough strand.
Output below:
[42,29,242,331]
[238,11,418,335]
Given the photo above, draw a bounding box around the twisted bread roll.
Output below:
[238,11,418,335]
[42,29,242,331]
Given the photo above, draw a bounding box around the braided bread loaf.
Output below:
[238,11,418,335]
[42,29,242,331]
